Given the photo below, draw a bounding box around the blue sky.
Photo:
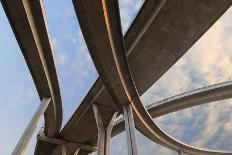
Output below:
[0,1,232,154]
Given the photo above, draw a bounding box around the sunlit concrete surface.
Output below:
[0,0,232,155]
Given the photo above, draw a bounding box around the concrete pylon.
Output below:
[93,104,118,155]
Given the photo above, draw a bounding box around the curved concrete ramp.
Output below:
[112,81,232,136]
[41,0,231,155]
[3,0,230,154]
[1,0,63,137]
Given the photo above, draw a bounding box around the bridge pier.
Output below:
[93,104,118,155]
[178,150,184,155]
[12,97,51,155]
[123,104,138,155]
[62,143,67,155]
[73,148,80,155]
[37,128,97,154]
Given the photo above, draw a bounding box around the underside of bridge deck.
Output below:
[2,0,232,154]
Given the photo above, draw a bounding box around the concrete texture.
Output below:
[112,81,232,137]
[2,0,232,154]
[1,0,63,137]
[60,0,232,155]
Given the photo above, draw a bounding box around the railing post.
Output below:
[12,97,51,155]
[123,104,138,155]
[93,104,117,155]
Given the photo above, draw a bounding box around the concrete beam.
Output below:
[71,0,232,154]
[1,0,63,137]
[112,81,232,136]
[35,0,232,154]
[37,130,97,152]
[61,0,232,142]
[61,0,232,146]
[125,0,232,95]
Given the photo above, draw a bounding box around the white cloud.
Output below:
[189,99,232,149]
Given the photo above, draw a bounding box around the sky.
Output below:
[0,0,231,154]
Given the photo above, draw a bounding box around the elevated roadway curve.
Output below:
[32,0,232,154]
[73,1,232,155]
[1,0,63,137]
[112,80,232,137]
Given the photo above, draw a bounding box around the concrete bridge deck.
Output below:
[1,0,232,154]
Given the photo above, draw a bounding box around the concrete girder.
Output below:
[36,129,97,155]
[60,0,232,147]
[33,0,232,154]
[73,0,232,155]
[112,81,232,136]
[1,0,63,137]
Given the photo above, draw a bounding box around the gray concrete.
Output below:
[93,104,117,155]
[105,112,118,155]
[12,98,51,155]
[53,0,231,154]
[1,0,63,137]
[179,150,184,155]
[112,81,232,136]
[123,105,138,155]
[125,0,232,95]
[93,104,105,155]
[37,129,97,155]
[43,0,232,154]
[3,0,232,154]
[68,0,232,155]
[62,144,66,155]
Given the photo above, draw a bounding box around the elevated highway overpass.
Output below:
[1,0,232,154]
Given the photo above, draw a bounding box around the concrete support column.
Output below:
[123,104,138,155]
[62,144,67,155]
[12,97,51,155]
[178,150,184,155]
[93,104,118,155]
[73,148,80,155]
